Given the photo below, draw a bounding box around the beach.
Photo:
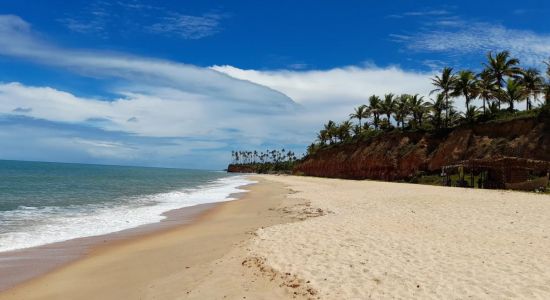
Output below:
[2,175,550,299]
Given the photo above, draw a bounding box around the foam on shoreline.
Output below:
[0,175,255,253]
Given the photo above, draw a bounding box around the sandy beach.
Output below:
[2,175,550,299]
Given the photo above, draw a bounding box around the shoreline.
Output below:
[0,181,255,292]
[0,176,302,300]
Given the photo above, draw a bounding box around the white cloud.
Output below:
[0,14,451,167]
[211,64,434,105]
[393,21,550,66]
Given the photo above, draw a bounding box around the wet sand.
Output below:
[0,176,304,300]
[0,202,216,291]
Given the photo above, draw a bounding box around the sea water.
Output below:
[0,160,252,252]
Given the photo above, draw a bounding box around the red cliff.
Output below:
[294,115,550,180]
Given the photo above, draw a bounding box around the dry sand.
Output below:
[249,175,550,299]
[2,175,550,299]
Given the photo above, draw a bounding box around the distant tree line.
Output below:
[308,51,550,155]
[229,149,301,173]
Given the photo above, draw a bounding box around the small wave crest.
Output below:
[0,175,255,253]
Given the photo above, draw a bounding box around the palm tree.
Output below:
[499,79,528,111]
[336,121,352,142]
[324,120,337,144]
[380,93,396,123]
[316,129,329,145]
[452,70,478,109]
[408,94,429,128]
[461,105,481,124]
[483,51,523,109]
[521,68,544,110]
[349,105,370,131]
[368,95,382,130]
[428,93,445,130]
[477,70,498,114]
[394,94,410,129]
[430,67,456,127]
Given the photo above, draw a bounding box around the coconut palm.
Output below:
[452,70,478,109]
[349,104,370,131]
[483,51,523,86]
[336,121,352,142]
[499,79,528,111]
[461,105,481,124]
[483,51,523,109]
[368,95,382,130]
[430,67,456,127]
[477,70,498,114]
[324,120,337,144]
[520,68,544,110]
[316,129,329,145]
[428,93,446,129]
[380,93,396,123]
[408,94,429,129]
[394,94,410,129]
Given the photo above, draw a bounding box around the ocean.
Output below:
[0,160,252,253]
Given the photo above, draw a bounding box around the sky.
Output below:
[0,0,549,169]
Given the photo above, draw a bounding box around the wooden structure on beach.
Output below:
[442,157,550,191]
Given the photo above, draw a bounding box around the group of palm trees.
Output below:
[312,51,550,149]
[231,149,298,165]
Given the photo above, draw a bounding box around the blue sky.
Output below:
[0,0,549,169]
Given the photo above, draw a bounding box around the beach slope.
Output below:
[2,175,550,299]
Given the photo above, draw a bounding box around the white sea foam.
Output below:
[0,175,255,253]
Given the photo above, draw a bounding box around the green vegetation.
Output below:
[308,51,550,156]
[229,149,300,173]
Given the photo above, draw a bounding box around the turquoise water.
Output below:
[0,160,251,252]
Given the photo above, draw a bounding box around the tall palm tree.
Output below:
[393,94,410,129]
[452,70,478,109]
[349,104,370,130]
[408,94,429,128]
[316,129,329,145]
[482,51,523,109]
[521,68,544,110]
[428,93,445,130]
[336,121,352,142]
[477,70,498,114]
[368,95,382,130]
[499,79,528,111]
[324,120,337,144]
[380,93,396,123]
[430,67,456,127]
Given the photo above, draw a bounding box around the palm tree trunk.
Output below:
[483,98,486,114]
[445,93,449,128]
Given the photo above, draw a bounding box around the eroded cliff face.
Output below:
[294,116,550,180]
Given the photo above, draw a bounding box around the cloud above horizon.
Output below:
[0,14,440,168]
